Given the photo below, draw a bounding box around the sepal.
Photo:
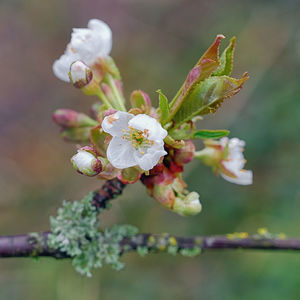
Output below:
[130,90,152,113]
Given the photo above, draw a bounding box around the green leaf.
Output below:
[167,35,225,123]
[212,37,236,76]
[173,73,249,125]
[191,129,230,139]
[157,89,170,124]
[196,34,225,66]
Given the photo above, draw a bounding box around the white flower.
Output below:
[53,19,112,82]
[71,148,102,176]
[53,51,80,82]
[102,111,168,171]
[71,19,112,65]
[219,137,253,185]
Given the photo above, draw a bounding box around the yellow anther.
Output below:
[258,227,268,235]
[169,236,177,246]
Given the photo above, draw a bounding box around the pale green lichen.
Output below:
[180,247,201,257]
[28,232,45,258]
[137,246,149,257]
[48,192,138,277]
[167,245,179,255]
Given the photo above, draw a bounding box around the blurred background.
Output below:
[0,0,300,299]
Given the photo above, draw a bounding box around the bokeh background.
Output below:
[1,0,300,299]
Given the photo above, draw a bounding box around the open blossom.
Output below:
[102,111,167,171]
[53,19,112,82]
[196,137,253,185]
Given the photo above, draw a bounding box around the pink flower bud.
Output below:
[173,140,195,165]
[52,109,97,128]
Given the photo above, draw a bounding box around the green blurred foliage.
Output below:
[0,0,300,299]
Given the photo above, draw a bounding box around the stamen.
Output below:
[122,125,154,152]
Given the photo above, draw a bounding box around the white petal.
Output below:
[102,111,133,137]
[128,114,167,141]
[69,60,89,82]
[107,137,137,169]
[53,52,80,82]
[71,19,112,65]
[221,136,248,174]
[133,140,167,171]
[72,150,94,170]
[221,169,253,185]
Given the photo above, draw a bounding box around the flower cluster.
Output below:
[52,19,252,216]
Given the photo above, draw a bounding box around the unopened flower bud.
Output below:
[152,183,175,208]
[52,109,97,128]
[173,191,202,216]
[69,61,93,89]
[71,147,102,176]
[142,166,202,216]
[174,140,195,165]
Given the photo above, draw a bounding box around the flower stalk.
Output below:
[105,73,126,111]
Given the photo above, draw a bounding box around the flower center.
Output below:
[122,126,154,154]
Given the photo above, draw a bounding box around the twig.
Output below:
[0,233,299,259]
[91,178,125,211]
[1,179,299,260]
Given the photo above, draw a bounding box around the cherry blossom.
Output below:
[102,111,167,171]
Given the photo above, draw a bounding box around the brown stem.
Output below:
[1,180,299,259]
[92,178,125,211]
[0,233,299,258]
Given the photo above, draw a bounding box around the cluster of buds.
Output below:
[52,19,252,216]
[141,140,202,216]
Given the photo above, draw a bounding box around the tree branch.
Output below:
[91,178,125,211]
[0,232,299,259]
[1,179,299,260]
